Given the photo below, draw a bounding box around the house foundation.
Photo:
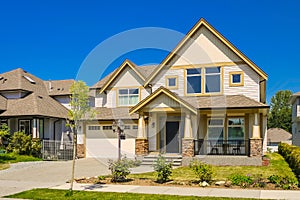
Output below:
[77,144,85,158]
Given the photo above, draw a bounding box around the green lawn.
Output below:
[129,153,296,182]
[6,188,258,200]
[0,153,42,170]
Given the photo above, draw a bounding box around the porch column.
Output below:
[250,113,262,157]
[32,119,37,139]
[135,114,148,156]
[182,112,194,157]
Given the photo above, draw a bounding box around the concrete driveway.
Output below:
[0,158,111,197]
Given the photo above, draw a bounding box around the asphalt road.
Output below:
[0,158,111,197]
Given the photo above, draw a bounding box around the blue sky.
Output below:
[0,0,299,102]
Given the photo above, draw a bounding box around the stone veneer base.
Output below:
[182,138,194,157]
[77,144,85,158]
[135,138,149,156]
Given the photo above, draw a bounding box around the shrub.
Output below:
[121,155,141,168]
[268,174,298,189]
[153,154,172,183]
[6,132,41,157]
[7,131,32,155]
[108,158,130,182]
[229,174,253,188]
[0,124,10,147]
[278,143,300,185]
[190,160,213,183]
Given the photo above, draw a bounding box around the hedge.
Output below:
[278,143,300,180]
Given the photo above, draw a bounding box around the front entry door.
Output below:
[166,122,180,153]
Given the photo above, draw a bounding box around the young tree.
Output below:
[268,90,292,133]
[68,80,94,192]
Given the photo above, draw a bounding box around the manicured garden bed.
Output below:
[77,153,299,190]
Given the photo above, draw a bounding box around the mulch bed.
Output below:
[75,177,299,190]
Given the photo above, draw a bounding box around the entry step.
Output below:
[141,154,182,166]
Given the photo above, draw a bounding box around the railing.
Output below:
[194,139,248,156]
[42,140,73,160]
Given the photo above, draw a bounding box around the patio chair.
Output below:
[210,141,219,155]
[232,141,242,155]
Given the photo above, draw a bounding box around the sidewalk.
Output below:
[52,182,300,200]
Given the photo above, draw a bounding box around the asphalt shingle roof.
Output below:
[267,128,292,143]
[0,68,69,118]
[0,95,6,111]
[44,79,74,96]
[91,107,139,120]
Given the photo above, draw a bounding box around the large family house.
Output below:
[0,18,269,165]
[290,92,300,146]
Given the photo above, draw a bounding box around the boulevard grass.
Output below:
[0,153,41,170]
[7,188,258,200]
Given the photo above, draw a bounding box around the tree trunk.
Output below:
[69,127,77,191]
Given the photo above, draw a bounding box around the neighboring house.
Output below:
[267,128,292,152]
[290,92,300,146]
[84,18,269,165]
[0,68,73,143]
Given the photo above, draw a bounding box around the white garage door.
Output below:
[85,125,135,158]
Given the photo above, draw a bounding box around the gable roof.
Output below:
[44,79,75,96]
[130,86,197,115]
[90,107,139,120]
[144,18,268,87]
[267,128,292,143]
[98,59,147,93]
[90,63,157,90]
[0,68,69,119]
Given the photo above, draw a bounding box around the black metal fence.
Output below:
[194,139,248,156]
[42,140,73,160]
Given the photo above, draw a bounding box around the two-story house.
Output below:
[290,92,300,146]
[0,68,73,146]
[82,18,269,165]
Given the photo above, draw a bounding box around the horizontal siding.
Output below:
[152,69,185,96]
[293,122,300,146]
[223,64,260,101]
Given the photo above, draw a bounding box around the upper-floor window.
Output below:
[229,71,244,87]
[186,67,221,95]
[205,67,221,93]
[118,88,139,106]
[166,76,178,89]
[187,68,202,94]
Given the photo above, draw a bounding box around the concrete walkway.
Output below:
[53,182,300,200]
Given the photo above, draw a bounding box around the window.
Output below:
[124,125,131,130]
[186,68,201,94]
[19,120,31,135]
[207,119,224,140]
[118,88,139,106]
[205,67,221,93]
[228,118,245,140]
[229,72,244,86]
[88,125,101,131]
[166,76,178,89]
[132,125,138,129]
[103,126,112,130]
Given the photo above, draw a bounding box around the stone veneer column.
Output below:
[77,144,85,158]
[250,113,262,157]
[249,139,262,157]
[182,113,194,157]
[135,114,149,156]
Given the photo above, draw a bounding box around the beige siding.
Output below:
[172,26,242,66]
[95,93,106,107]
[105,90,116,108]
[111,69,143,88]
[148,113,157,151]
[152,69,185,96]
[224,64,260,101]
